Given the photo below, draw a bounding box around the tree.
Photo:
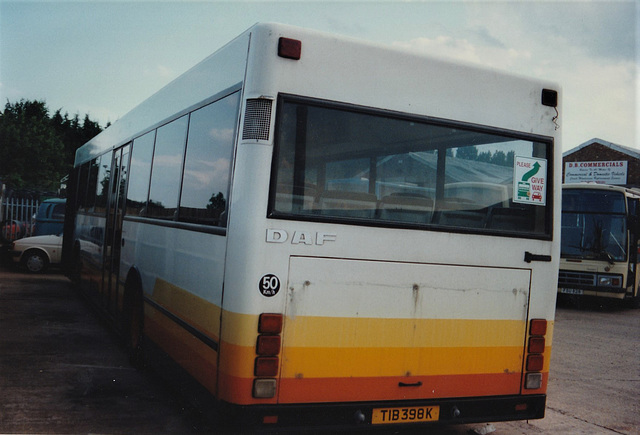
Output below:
[455,145,478,160]
[0,99,103,193]
[0,100,64,191]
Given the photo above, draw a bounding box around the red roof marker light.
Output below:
[278,37,301,60]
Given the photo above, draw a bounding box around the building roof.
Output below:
[563,138,640,160]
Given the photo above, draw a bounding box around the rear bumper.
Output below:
[221,394,546,431]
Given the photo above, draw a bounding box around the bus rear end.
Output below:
[216,24,561,432]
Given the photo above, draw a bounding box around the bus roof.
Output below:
[75,22,560,166]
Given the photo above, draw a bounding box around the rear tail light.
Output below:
[529,319,547,336]
[259,313,283,334]
[526,354,544,372]
[255,357,280,377]
[257,335,281,355]
[253,313,283,399]
[525,319,547,390]
[528,337,546,354]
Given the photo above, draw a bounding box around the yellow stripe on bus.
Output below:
[218,311,553,348]
[217,341,543,379]
[282,317,529,348]
[280,346,526,378]
[151,278,221,341]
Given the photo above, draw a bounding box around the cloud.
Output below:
[390,2,637,148]
[556,57,636,147]
[392,36,532,71]
[143,64,176,80]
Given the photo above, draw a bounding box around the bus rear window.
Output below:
[270,96,552,238]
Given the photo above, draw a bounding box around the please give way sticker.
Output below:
[513,156,547,206]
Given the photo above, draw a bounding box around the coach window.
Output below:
[127,131,156,216]
[179,92,240,226]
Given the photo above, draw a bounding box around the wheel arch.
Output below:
[22,247,51,264]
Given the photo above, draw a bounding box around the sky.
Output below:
[0,0,637,151]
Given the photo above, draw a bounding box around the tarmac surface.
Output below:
[1,261,638,434]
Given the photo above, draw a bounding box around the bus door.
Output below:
[103,144,130,316]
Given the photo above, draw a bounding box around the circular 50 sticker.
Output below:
[259,274,280,297]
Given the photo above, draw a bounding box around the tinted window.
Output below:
[179,92,240,226]
[127,131,155,216]
[271,97,552,238]
[561,189,628,261]
[52,203,65,219]
[147,116,188,219]
[562,189,626,214]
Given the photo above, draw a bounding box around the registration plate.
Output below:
[560,288,583,295]
[372,406,439,424]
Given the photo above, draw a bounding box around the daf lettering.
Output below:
[266,229,337,245]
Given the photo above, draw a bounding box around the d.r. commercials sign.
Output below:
[564,161,628,185]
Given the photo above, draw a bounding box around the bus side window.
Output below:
[147,116,188,220]
[127,131,156,217]
[179,92,240,227]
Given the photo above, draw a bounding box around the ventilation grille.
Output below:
[558,270,596,287]
[242,99,273,141]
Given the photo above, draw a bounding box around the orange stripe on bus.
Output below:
[145,303,219,394]
[216,371,543,405]
[151,278,221,341]
[278,373,525,402]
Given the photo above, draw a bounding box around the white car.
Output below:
[10,234,63,273]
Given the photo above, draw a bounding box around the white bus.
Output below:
[64,23,562,431]
[559,183,640,307]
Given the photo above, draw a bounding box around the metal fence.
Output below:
[0,197,39,243]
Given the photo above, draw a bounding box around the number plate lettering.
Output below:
[559,288,583,295]
[372,406,440,424]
